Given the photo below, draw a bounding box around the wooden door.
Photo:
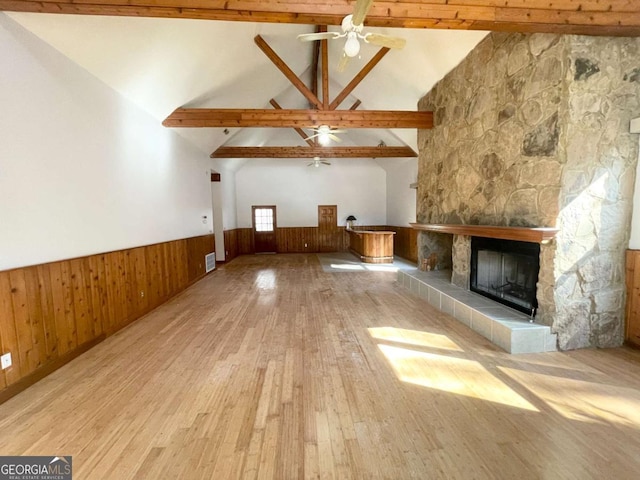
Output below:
[252,206,277,253]
[318,205,338,252]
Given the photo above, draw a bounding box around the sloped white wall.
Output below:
[235,158,386,228]
[0,15,213,271]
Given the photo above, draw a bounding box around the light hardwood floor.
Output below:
[1,254,640,479]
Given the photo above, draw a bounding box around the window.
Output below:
[254,208,274,232]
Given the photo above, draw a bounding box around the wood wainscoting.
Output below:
[223,229,239,262]
[224,227,349,258]
[223,225,417,262]
[0,234,214,403]
[626,249,640,348]
[391,226,418,263]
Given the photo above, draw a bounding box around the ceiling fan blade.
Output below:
[337,52,351,72]
[352,0,375,26]
[328,133,342,143]
[322,161,331,165]
[363,33,407,49]
[305,132,320,141]
[297,32,342,42]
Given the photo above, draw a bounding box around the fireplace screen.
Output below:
[470,237,540,317]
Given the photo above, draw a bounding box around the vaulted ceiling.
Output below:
[4,1,639,170]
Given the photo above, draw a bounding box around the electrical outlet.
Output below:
[1,353,12,370]
[305,243,308,248]
[140,291,145,298]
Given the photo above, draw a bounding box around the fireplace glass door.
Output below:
[470,237,540,317]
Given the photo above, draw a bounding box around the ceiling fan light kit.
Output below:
[308,156,331,168]
[296,1,405,70]
[344,32,361,58]
[304,125,345,145]
[318,132,331,146]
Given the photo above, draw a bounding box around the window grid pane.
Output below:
[255,208,274,232]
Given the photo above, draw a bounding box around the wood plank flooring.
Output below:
[0,254,640,479]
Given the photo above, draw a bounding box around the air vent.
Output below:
[205,252,216,273]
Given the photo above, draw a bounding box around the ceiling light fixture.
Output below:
[344,32,361,57]
[317,125,332,146]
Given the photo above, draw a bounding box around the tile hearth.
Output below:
[398,269,557,354]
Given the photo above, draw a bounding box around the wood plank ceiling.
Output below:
[2,1,639,36]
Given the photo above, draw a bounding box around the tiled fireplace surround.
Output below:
[400,32,640,352]
[398,267,558,354]
[398,234,557,354]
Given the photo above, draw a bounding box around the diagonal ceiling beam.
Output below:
[211,146,417,159]
[269,99,315,147]
[254,35,322,110]
[310,25,321,106]
[163,108,433,129]
[1,1,639,36]
[329,47,389,111]
[321,30,329,110]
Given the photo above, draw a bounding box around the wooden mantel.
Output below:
[409,223,559,244]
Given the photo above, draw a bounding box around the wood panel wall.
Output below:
[237,228,254,255]
[223,229,239,262]
[626,249,640,348]
[222,225,417,262]
[0,234,214,402]
[392,226,419,263]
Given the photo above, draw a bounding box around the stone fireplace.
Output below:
[470,237,540,317]
[416,32,640,350]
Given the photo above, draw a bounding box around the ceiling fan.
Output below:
[297,0,406,71]
[308,156,331,167]
[305,125,345,145]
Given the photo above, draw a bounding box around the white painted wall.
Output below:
[210,159,241,231]
[0,15,213,271]
[235,158,386,228]
[379,158,418,227]
[629,118,640,249]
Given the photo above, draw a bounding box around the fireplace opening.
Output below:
[470,237,540,317]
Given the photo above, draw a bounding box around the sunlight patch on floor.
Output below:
[255,269,276,290]
[330,263,400,272]
[330,264,365,271]
[369,327,463,352]
[378,344,538,411]
[500,367,640,427]
[364,264,399,272]
[318,252,416,273]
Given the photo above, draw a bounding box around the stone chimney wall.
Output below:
[417,32,640,350]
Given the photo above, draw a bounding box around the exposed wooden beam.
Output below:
[310,25,321,106]
[210,146,417,159]
[163,108,433,129]
[269,99,315,147]
[329,48,389,111]
[321,32,329,110]
[1,1,639,36]
[254,35,322,110]
[349,100,362,111]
